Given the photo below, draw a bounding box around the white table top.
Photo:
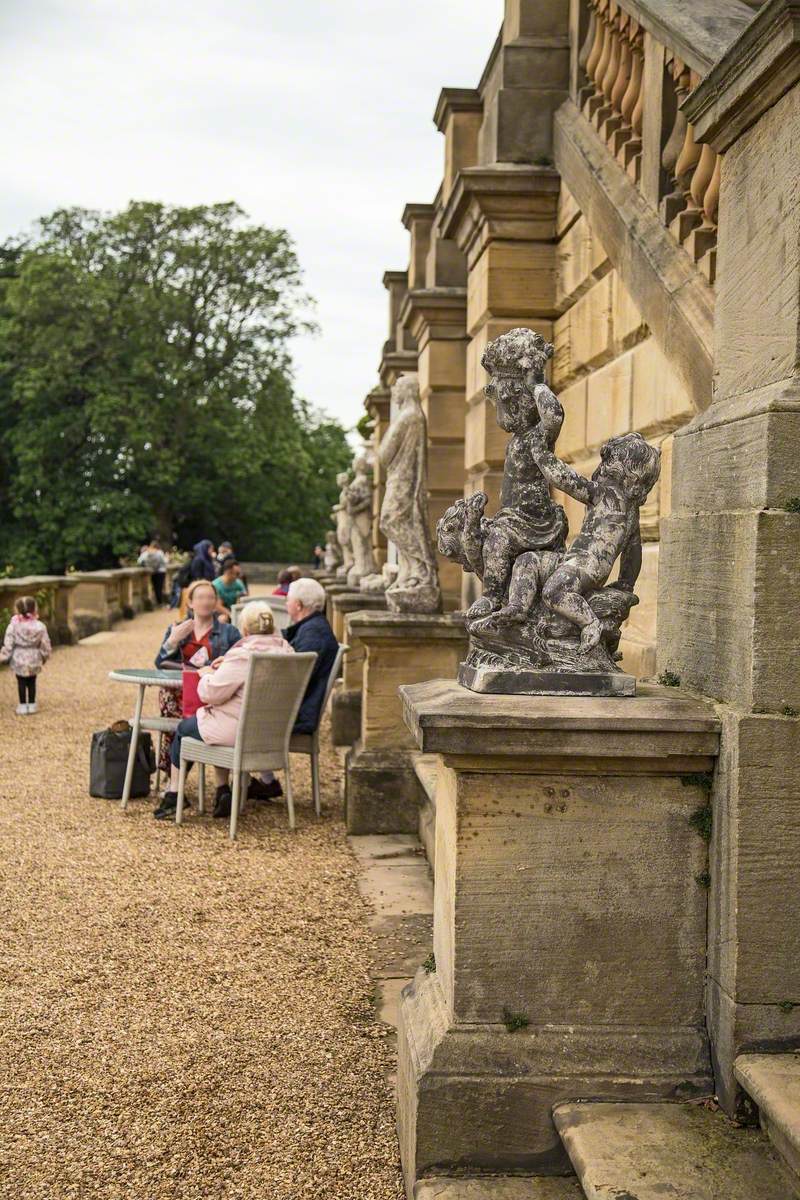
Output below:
[108,668,183,688]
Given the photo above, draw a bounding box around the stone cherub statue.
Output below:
[345,453,377,588]
[377,373,441,614]
[333,471,354,579]
[436,327,660,695]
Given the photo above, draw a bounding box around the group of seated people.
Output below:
[153,576,337,821]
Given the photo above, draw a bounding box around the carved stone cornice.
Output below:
[379,346,417,389]
[399,287,468,347]
[433,87,483,131]
[440,164,561,267]
[402,202,436,231]
[365,385,391,424]
[682,0,800,151]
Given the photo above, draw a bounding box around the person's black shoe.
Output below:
[213,785,232,819]
[247,777,283,802]
[153,791,188,820]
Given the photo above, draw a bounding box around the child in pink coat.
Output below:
[1,595,52,716]
[154,601,294,820]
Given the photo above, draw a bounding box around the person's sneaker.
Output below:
[212,785,232,819]
[154,791,188,820]
[15,703,26,716]
[27,702,37,715]
[248,777,283,802]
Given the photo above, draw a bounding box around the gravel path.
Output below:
[0,611,403,1200]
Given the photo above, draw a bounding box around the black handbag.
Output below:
[89,720,155,800]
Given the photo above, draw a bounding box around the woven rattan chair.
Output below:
[288,642,347,816]
[175,651,316,839]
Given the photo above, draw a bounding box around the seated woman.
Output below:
[250,576,338,802]
[154,601,294,821]
[213,556,248,612]
[154,579,242,783]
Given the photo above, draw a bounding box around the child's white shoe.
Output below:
[15,703,26,715]
[27,702,37,714]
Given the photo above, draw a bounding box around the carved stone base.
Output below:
[386,582,442,615]
[344,743,422,835]
[330,682,361,747]
[459,661,636,697]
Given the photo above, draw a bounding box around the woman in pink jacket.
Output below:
[154,601,294,821]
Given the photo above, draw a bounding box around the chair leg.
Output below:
[311,750,320,817]
[198,764,205,814]
[176,756,189,826]
[238,773,247,818]
[229,771,241,840]
[285,758,295,831]
[155,731,162,796]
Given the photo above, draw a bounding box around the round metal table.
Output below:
[108,669,183,809]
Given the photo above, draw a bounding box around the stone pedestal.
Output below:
[344,614,467,835]
[329,592,388,747]
[396,678,719,1192]
[330,590,386,645]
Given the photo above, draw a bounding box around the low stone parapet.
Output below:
[0,574,81,644]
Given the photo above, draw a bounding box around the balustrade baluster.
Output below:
[660,58,692,225]
[614,19,641,159]
[587,1,613,120]
[603,11,631,145]
[578,4,598,106]
[583,0,605,116]
[594,3,621,131]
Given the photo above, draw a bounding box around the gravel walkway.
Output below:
[0,611,403,1200]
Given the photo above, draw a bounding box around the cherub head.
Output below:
[593,433,661,504]
[336,471,350,488]
[481,328,554,433]
[352,452,372,477]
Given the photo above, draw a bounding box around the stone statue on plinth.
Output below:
[333,471,354,579]
[378,374,442,614]
[345,453,377,588]
[359,561,399,594]
[323,529,342,573]
[437,327,660,696]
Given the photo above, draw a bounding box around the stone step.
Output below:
[415,1179,582,1199]
[736,1053,800,1189]
[553,1101,793,1199]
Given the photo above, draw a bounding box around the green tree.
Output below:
[0,202,350,573]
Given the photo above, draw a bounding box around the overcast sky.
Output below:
[1,1,501,431]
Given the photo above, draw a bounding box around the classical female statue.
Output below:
[345,453,377,587]
[379,374,441,613]
[333,471,354,579]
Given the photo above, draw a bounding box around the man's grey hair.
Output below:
[287,576,326,613]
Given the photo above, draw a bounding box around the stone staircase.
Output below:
[413,1084,800,1198]
[736,1053,800,1195]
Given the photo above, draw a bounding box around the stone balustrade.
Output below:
[0,575,80,644]
[1,563,182,642]
[575,0,752,286]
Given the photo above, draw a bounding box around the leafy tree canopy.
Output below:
[0,201,351,573]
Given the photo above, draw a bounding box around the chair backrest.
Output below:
[234,651,317,765]
[318,643,348,724]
